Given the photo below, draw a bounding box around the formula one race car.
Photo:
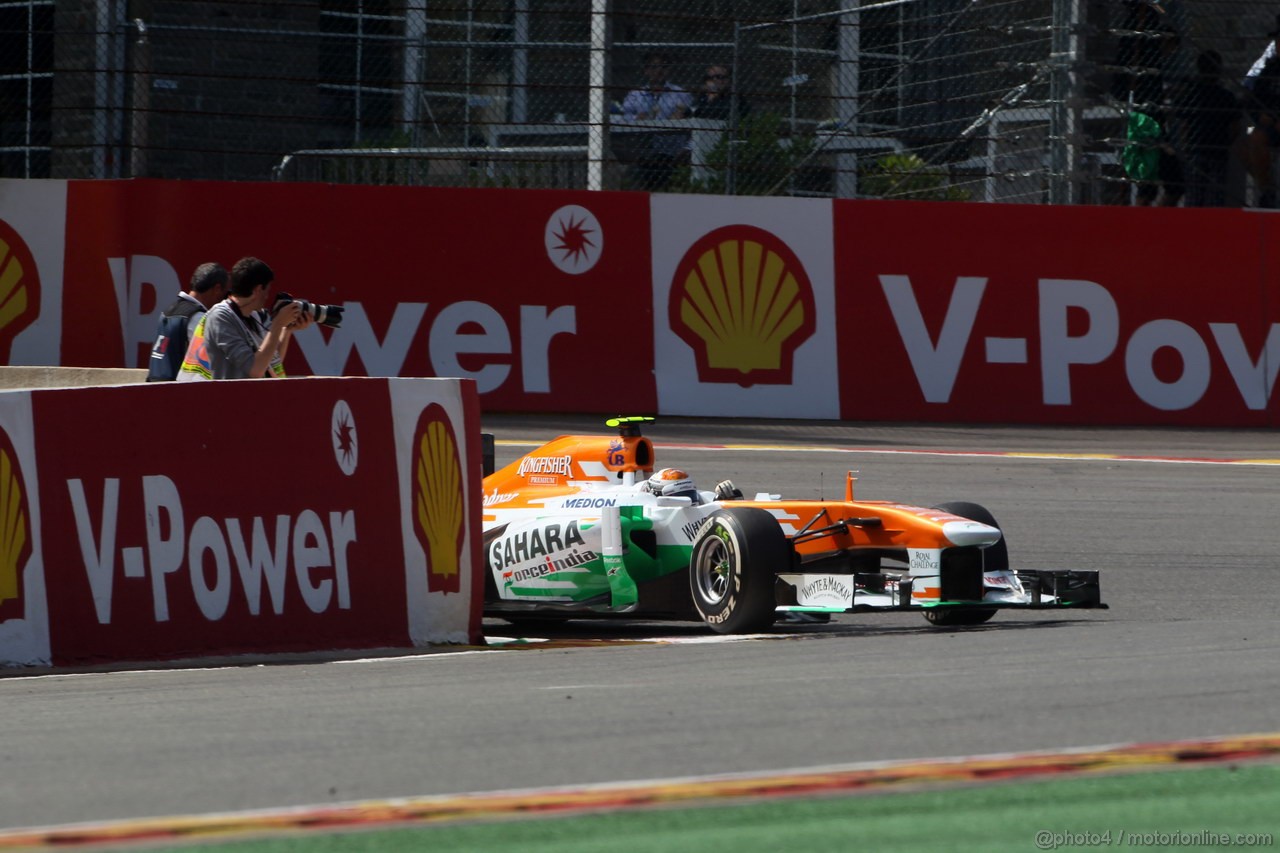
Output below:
[481,418,1104,633]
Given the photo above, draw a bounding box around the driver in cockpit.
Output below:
[644,467,743,504]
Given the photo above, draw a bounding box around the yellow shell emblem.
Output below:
[0,437,31,623]
[670,225,816,386]
[0,220,39,362]
[412,404,464,594]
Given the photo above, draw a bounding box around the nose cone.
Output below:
[941,520,1002,548]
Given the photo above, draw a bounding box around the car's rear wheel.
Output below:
[922,501,1004,627]
[689,507,786,634]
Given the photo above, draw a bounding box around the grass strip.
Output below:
[154,762,1280,853]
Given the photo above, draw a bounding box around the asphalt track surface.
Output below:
[2,415,1278,834]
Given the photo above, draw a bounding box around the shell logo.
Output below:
[411,403,464,595]
[0,426,32,624]
[0,219,40,364]
[669,224,816,387]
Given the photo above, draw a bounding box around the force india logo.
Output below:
[670,224,816,387]
[0,219,40,364]
[505,547,599,584]
[0,425,32,624]
[412,403,464,595]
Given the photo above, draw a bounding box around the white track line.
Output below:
[496,439,1280,467]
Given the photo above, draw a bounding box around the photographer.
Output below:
[146,261,229,381]
[178,257,312,381]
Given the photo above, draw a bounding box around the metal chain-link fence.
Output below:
[4,0,1280,205]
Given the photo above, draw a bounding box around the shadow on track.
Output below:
[482,615,1097,644]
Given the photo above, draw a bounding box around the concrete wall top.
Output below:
[0,367,148,390]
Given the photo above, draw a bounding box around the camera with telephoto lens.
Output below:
[270,292,344,328]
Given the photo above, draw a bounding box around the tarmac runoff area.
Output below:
[2,414,1277,846]
[0,734,1276,849]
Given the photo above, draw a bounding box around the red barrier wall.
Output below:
[0,376,483,667]
[59,181,656,413]
[834,201,1279,426]
[0,179,1275,426]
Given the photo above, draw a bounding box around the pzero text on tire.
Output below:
[689,507,787,634]
[923,501,1005,627]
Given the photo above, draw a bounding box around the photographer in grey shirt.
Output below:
[178,257,312,381]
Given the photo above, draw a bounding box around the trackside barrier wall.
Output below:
[0,376,484,668]
[0,179,1276,427]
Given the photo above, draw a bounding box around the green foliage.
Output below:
[467,160,558,189]
[676,112,815,196]
[673,118,968,200]
[351,129,415,150]
[859,152,969,201]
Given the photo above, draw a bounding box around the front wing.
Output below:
[775,569,1106,615]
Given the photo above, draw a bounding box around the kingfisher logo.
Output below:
[411,403,464,594]
[517,454,572,478]
[0,219,40,364]
[0,426,32,624]
[670,224,816,387]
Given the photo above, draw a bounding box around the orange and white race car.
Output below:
[481,418,1105,633]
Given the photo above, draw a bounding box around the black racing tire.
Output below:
[688,507,787,634]
[921,501,1005,627]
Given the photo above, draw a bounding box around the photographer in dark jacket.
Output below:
[146,262,229,381]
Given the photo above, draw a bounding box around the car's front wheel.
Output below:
[689,507,787,634]
[922,501,1005,627]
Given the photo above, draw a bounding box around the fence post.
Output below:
[403,6,426,145]
[835,6,860,198]
[93,0,125,178]
[128,18,150,178]
[1049,0,1082,204]
[728,21,741,195]
[512,0,529,124]
[588,0,610,191]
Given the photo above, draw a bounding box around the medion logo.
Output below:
[0,218,40,363]
[412,403,464,595]
[670,224,816,387]
[0,426,32,624]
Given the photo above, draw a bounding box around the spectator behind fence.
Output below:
[1243,14,1280,207]
[146,262,229,382]
[178,257,312,381]
[1111,0,1167,107]
[619,52,693,191]
[1114,13,1184,206]
[1172,50,1242,207]
[690,64,749,122]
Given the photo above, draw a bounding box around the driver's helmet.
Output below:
[647,467,699,502]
